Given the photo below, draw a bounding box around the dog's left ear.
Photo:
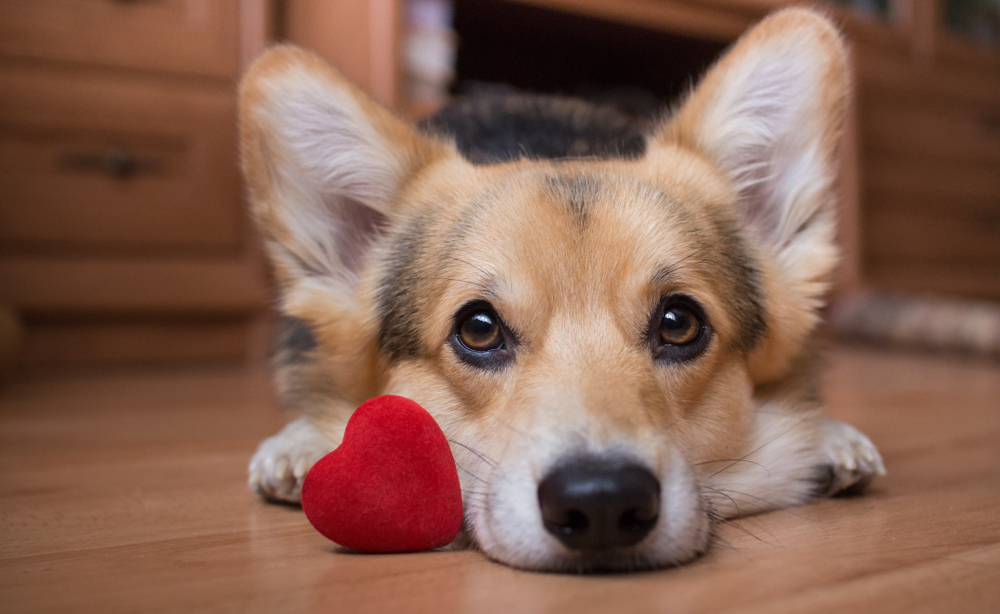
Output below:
[655,9,850,380]
[239,46,457,399]
[239,45,451,299]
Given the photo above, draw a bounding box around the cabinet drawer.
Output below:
[0,0,240,78]
[0,66,241,251]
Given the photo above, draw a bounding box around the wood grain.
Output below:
[0,0,241,78]
[865,261,1000,302]
[1,345,999,613]
[0,256,269,314]
[18,317,252,367]
[865,201,1000,265]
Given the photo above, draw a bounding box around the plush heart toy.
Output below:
[301,395,463,552]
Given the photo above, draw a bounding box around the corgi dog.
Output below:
[241,8,884,572]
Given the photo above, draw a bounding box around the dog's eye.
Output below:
[650,295,711,363]
[659,305,702,346]
[458,310,503,352]
[450,302,516,371]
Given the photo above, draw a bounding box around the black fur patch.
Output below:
[272,316,317,367]
[376,215,431,361]
[420,93,646,165]
[711,216,767,355]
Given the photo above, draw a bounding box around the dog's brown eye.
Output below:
[649,295,711,363]
[451,301,517,371]
[459,311,503,351]
[659,305,702,346]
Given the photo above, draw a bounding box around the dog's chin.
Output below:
[465,452,711,573]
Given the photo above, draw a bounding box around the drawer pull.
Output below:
[60,147,161,179]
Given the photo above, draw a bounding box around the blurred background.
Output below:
[0,0,998,375]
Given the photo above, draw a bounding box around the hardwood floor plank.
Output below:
[733,543,1000,614]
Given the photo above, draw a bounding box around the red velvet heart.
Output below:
[301,395,463,552]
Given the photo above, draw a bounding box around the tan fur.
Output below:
[241,9,883,572]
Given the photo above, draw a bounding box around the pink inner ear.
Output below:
[335,196,389,275]
[736,150,782,237]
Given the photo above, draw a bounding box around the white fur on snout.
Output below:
[466,430,709,572]
[631,447,710,567]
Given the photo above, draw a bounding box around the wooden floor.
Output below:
[2,344,999,613]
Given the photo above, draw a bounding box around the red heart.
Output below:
[301,395,463,552]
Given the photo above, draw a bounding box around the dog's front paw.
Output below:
[248,417,333,503]
[814,419,886,497]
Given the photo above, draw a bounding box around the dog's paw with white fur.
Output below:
[248,417,333,503]
[814,418,886,497]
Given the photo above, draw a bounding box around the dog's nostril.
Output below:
[538,458,660,551]
[547,509,589,536]
[619,506,656,533]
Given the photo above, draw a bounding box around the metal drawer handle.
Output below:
[60,147,161,179]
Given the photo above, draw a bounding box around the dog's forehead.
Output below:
[445,164,713,284]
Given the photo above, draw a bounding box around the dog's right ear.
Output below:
[239,45,450,302]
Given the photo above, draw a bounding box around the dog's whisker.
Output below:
[695,458,771,477]
[492,416,538,443]
[712,517,779,547]
[708,415,810,479]
[448,439,498,467]
[719,510,783,544]
[702,485,746,518]
[454,461,488,483]
[707,531,737,553]
[711,488,815,521]
[705,488,783,545]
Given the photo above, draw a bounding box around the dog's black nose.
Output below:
[537,458,660,550]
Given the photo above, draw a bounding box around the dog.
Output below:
[241,8,884,572]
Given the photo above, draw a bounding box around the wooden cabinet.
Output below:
[0,0,274,367]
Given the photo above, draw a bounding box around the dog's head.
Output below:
[240,9,848,571]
